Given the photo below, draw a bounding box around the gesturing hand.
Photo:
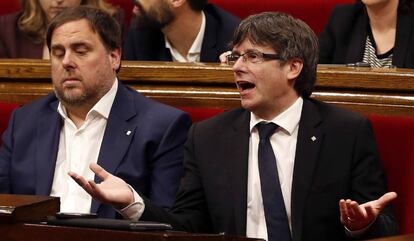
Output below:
[339,192,397,231]
[69,163,134,210]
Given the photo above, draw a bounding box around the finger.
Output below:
[377,192,397,209]
[345,199,356,217]
[87,180,107,200]
[339,199,348,222]
[349,200,366,221]
[90,163,110,180]
[219,51,231,63]
[68,171,94,194]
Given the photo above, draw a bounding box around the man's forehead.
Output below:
[233,39,275,52]
[51,19,96,43]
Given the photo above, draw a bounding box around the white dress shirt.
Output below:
[165,12,206,62]
[246,97,303,240]
[50,80,118,213]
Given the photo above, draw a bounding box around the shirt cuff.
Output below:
[117,185,145,221]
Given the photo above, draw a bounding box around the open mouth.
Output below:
[236,81,256,91]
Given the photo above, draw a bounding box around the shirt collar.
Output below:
[165,11,206,62]
[57,78,118,120]
[249,97,303,135]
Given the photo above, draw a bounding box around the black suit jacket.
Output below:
[123,4,240,62]
[319,3,414,68]
[142,98,398,241]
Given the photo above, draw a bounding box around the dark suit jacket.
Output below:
[0,81,191,218]
[123,4,240,62]
[142,98,398,241]
[0,11,127,59]
[319,3,414,68]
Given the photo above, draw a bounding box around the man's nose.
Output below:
[62,52,76,69]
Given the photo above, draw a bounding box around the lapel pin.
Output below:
[311,136,317,142]
[126,130,132,136]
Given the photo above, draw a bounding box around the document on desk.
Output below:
[47,216,172,231]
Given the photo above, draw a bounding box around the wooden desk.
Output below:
[0,59,413,116]
[0,222,261,241]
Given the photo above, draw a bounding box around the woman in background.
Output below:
[319,0,414,68]
[0,0,123,59]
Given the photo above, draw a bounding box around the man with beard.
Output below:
[123,0,240,62]
[0,6,191,218]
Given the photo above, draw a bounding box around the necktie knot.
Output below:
[257,122,278,140]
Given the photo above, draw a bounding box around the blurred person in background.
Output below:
[123,0,240,62]
[0,0,125,59]
[319,0,414,68]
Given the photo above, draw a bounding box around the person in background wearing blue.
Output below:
[123,0,240,62]
[319,0,414,68]
[0,6,190,218]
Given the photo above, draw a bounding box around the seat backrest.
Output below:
[0,102,19,143]
[209,0,354,33]
[368,115,414,234]
[0,1,20,16]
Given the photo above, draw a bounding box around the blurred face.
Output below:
[39,0,82,21]
[50,19,121,108]
[133,0,175,29]
[231,39,300,120]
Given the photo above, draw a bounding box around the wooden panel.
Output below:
[0,59,413,116]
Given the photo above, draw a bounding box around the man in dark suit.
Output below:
[71,12,398,241]
[123,0,240,62]
[0,6,191,218]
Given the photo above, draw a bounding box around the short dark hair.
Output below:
[46,6,121,53]
[231,12,319,98]
[187,0,208,11]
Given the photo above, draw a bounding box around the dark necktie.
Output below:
[257,122,292,241]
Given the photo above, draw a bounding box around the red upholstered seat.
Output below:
[178,106,224,123]
[209,0,354,33]
[0,102,19,143]
[368,115,414,234]
[0,1,20,16]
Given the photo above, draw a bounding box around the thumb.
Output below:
[377,192,397,209]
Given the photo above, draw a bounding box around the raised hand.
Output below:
[68,163,134,209]
[339,192,397,231]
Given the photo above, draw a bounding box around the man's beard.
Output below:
[134,1,175,29]
[54,86,92,107]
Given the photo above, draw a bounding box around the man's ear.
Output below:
[286,58,303,80]
[109,48,122,72]
[170,0,186,8]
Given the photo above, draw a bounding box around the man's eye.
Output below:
[52,50,65,58]
[247,52,260,59]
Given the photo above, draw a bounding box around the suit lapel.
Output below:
[200,11,219,62]
[393,13,413,68]
[35,99,61,195]
[291,99,323,241]
[91,83,137,213]
[226,109,250,235]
